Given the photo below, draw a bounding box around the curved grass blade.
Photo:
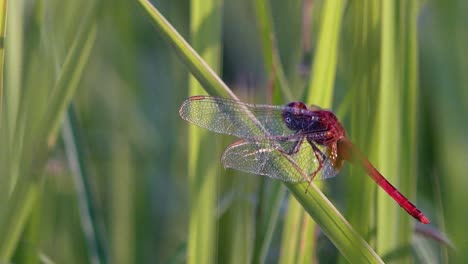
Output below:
[138,0,235,100]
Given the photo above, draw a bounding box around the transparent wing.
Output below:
[179,96,319,140]
[221,139,340,182]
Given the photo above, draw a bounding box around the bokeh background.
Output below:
[0,0,466,263]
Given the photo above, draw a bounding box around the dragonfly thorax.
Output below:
[309,110,346,145]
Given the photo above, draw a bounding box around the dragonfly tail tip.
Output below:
[420,215,430,224]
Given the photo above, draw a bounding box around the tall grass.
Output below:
[0,0,99,263]
[0,0,466,263]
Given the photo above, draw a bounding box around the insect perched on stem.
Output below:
[179,95,429,224]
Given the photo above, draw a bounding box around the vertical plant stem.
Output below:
[62,108,106,264]
[0,0,7,112]
[4,0,21,138]
[282,0,345,261]
[254,0,293,101]
[376,0,400,255]
[426,0,468,262]
[279,199,304,264]
[397,1,419,262]
[253,180,285,263]
[344,0,381,242]
[187,0,223,263]
[306,0,345,106]
[110,136,134,264]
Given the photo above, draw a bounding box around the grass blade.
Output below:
[281,0,345,262]
[138,0,235,100]
[186,0,223,263]
[287,182,383,263]
[342,0,381,242]
[254,0,293,101]
[305,0,345,106]
[62,107,107,264]
[375,0,400,255]
[0,0,7,112]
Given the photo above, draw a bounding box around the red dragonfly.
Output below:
[179,95,429,224]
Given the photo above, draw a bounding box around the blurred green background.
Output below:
[0,0,466,263]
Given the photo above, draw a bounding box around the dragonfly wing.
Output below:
[179,96,314,139]
[221,139,336,183]
[319,158,340,180]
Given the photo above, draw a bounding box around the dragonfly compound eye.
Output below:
[286,102,307,110]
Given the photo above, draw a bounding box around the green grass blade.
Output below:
[62,107,107,264]
[281,0,345,262]
[218,172,256,263]
[0,180,39,261]
[287,183,383,263]
[254,0,292,101]
[305,0,345,106]
[137,0,235,100]
[3,0,22,139]
[375,0,400,255]
[342,0,381,242]
[253,181,285,264]
[252,1,293,261]
[0,0,7,112]
[47,18,98,145]
[187,0,223,263]
[396,1,419,261]
[109,139,135,264]
[279,198,304,264]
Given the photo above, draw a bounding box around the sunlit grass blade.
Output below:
[375,0,401,255]
[279,199,304,264]
[0,0,7,111]
[281,0,345,262]
[287,183,384,263]
[305,0,345,106]
[3,0,22,138]
[342,0,381,243]
[397,1,420,260]
[186,0,222,263]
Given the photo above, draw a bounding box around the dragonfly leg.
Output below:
[304,140,327,193]
[277,137,304,155]
[285,137,304,155]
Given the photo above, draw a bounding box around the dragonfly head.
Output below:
[282,102,309,131]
